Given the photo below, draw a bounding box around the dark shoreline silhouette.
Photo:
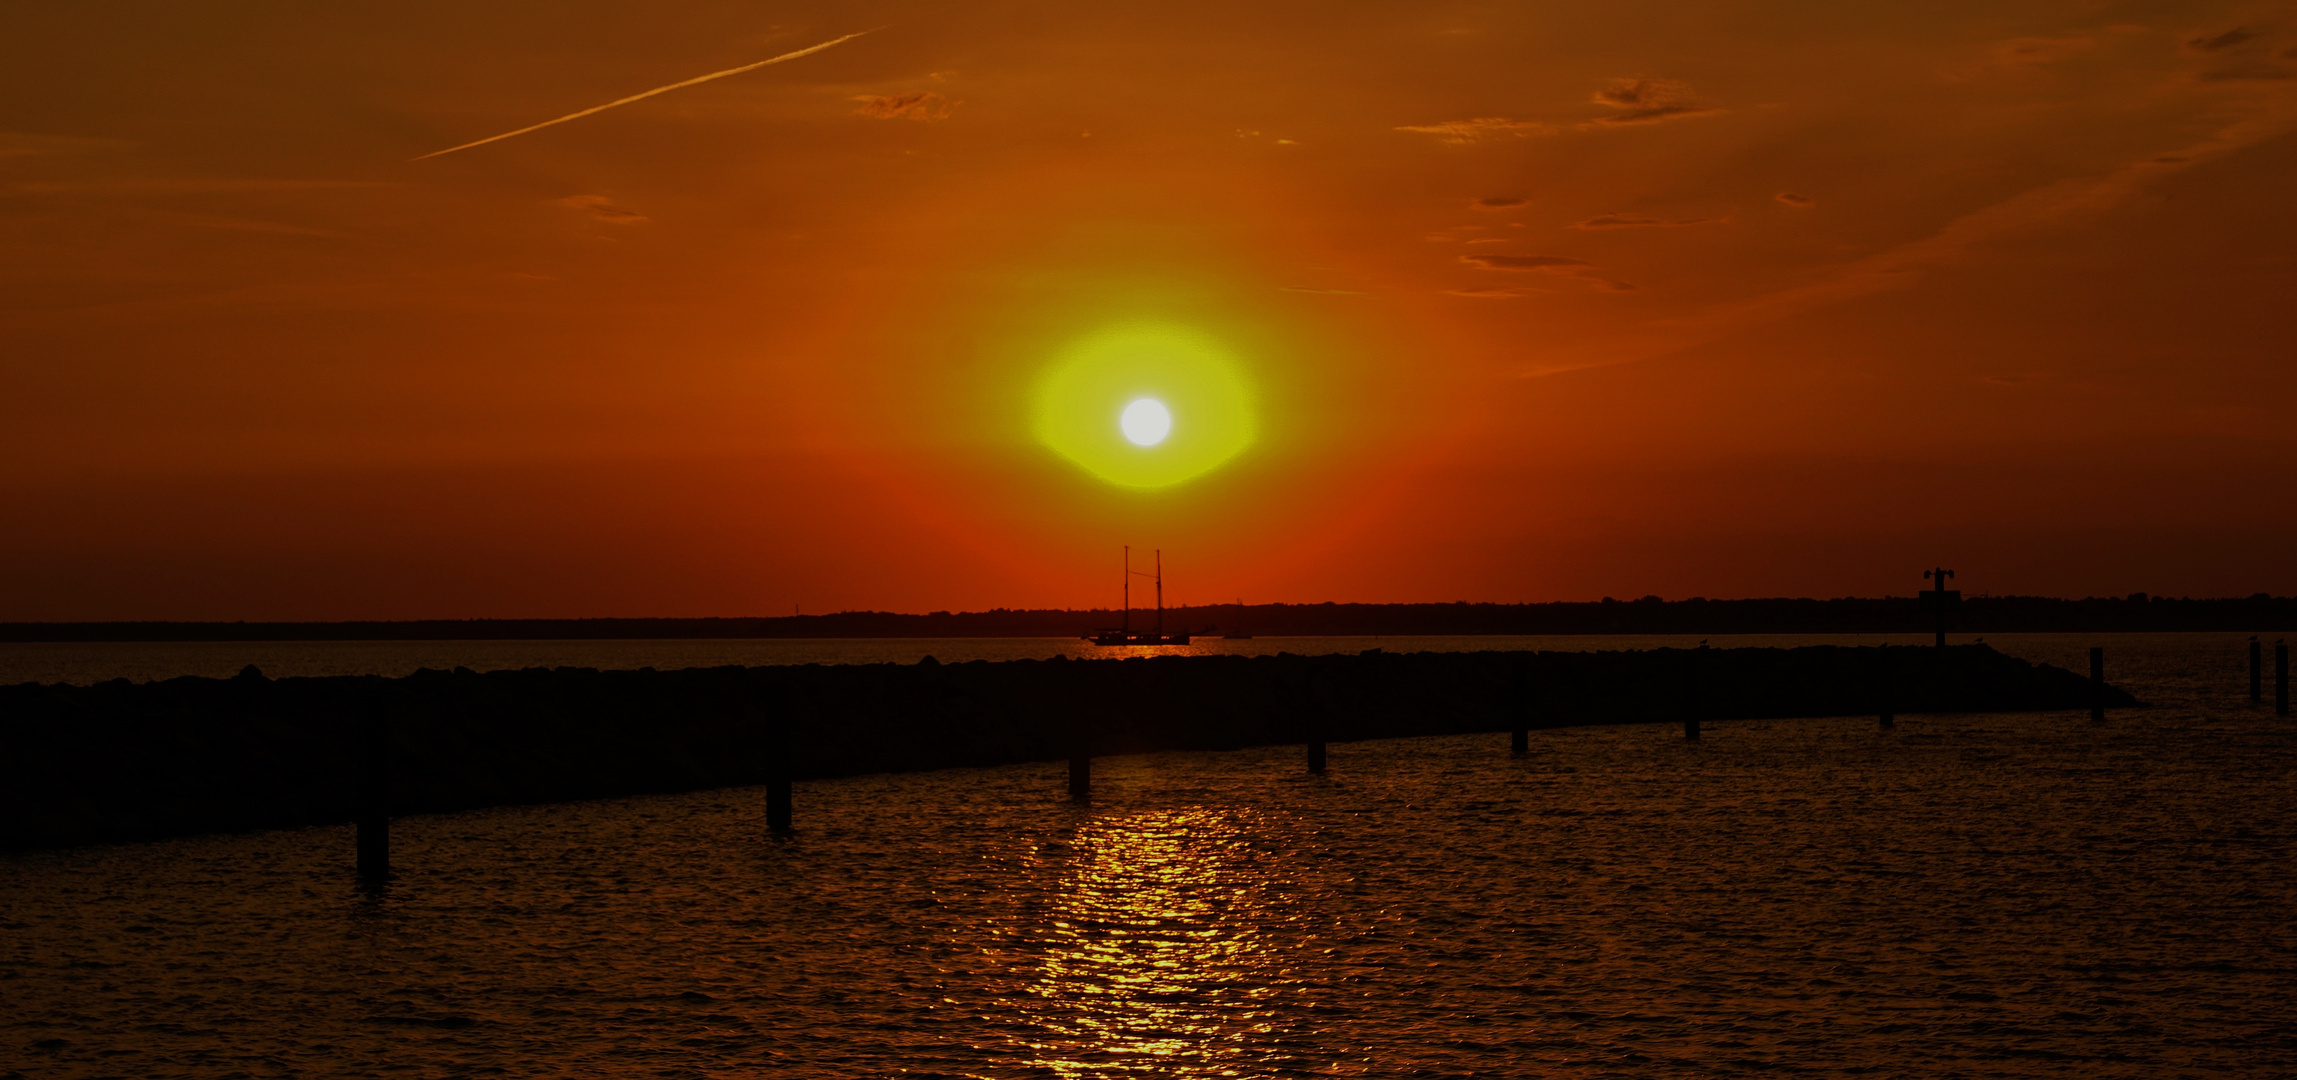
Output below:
[1,593,2286,642]
[0,645,2129,851]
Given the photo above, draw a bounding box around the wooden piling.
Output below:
[1307,667,1337,773]
[1068,752,1090,799]
[767,713,793,834]
[2089,646,2106,722]
[1878,644,1895,730]
[1511,665,1531,753]
[1683,649,1702,741]
[2278,641,2289,718]
[2252,638,2264,704]
[355,710,389,883]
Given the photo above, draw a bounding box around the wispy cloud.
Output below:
[1587,78,1721,126]
[1993,36,2097,67]
[1472,196,1527,210]
[855,91,957,121]
[1394,117,1554,144]
[556,194,648,223]
[1463,254,1589,271]
[1571,212,1718,229]
[2188,27,2256,52]
[1775,192,1816,207]
[413,30,874,161]
[1459,253,1635,291]
[1519,96,2297,375]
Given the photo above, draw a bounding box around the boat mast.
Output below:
[1122,545,1130,634]
[1155,549,1164,635]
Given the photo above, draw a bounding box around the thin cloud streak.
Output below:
[1517,93,2297,377]
[412,30,874,161]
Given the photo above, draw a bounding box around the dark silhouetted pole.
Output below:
[1511,664,1532,753]
[2089,647,2106,722]
[1065,663,1092,799]
[1683,649,1702,741]
[2251,637,2264,703]
[2278,641,2289,718]
[767,709,793,834]
[1878,644,1895,730]
[356,709,389,883]
[1920,568,1959,647]
[1308,667,1335,772]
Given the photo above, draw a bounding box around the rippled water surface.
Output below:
[4,634,2294,1077]
[0,632,2035,686]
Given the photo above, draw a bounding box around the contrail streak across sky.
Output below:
[412,30,873,161]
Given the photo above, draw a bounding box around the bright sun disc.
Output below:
[1033,322,1256,489]
[1121,398,1170,445]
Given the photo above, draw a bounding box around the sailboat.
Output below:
[1086,547,1191,646]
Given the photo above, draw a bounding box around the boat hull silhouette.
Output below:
[1086,630,1192,646]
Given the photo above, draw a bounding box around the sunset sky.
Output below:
[4,0,2293,620]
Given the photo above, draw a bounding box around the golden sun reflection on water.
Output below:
[1026,806,1302,1077]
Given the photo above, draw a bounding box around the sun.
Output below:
[1033,323,1257,489]
[1120,398,1171,446]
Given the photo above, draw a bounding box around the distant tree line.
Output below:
[1,593,2289,641]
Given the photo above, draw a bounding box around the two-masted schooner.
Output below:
[1086,546,1191,646]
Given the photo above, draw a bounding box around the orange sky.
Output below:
[4,1,2294,620]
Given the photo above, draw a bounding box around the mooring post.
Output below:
[1064,661,1093,799]
[2251,637,2264,704]
[766,698,793,834]
[2089,646,2106,723]
[356,707,389,884]
[1307,666,1334,773]
[2278,641,2289,718]
[1511,663,1531,754]
[1920,568,1959,648]
[1683,648,1703,741]
[1878,644,1895,730]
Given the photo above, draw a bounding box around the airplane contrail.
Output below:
[413,30,874,161]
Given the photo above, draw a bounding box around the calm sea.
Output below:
[4,633,2291,1077]
[0,631,2245,687]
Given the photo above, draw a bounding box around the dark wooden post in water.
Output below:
[356,709,389,883]
[2278,641,2289,718]
[2252,638,2264,704]
[1307,666,1334,773]
[1064,661,1092,799]
[1510,662,1531,753]
[1682,648,1703,741]
[2089,647,2106,722]
[1877,645,1895,730]
[1920,568,1959,647]
[766,704,793,834]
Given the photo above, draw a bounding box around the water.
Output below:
[3,634,2292,1077]
[0,631,2234,687]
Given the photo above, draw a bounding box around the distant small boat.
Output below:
[1085,547,1191,646]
